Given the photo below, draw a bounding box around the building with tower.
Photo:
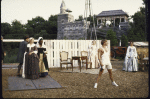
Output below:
[57,0,90,39]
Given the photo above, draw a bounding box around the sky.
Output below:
[1,0,144,25]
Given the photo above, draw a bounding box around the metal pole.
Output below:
[145,0,147,41]
[89,0,92,40]
[85,0,88,40]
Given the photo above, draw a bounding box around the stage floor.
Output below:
[6,75,62,91]
[59,68,117,74]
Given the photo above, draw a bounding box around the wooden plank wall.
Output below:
[3,39,110,68]
[44,40,110,68]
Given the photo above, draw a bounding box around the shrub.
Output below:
[121,34,128,47]
[106,29,118,46]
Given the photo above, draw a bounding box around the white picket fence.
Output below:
[3,39,110,68]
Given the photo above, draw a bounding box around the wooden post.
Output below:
[120,17,121,23]
[114,18,115,27]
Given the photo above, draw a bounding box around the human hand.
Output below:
[44,51,48,54]
[4,52,6,56]
[29,52,32,55]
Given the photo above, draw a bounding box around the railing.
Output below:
[3,39,110,68]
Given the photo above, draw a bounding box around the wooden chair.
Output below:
[60,51,73,71]
[81,51,92,69]
[138,53,148,71]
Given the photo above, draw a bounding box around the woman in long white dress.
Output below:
[88,40,99,68]
[122,41,138,72]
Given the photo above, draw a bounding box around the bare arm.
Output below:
[98,48,104,66]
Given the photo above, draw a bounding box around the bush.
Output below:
[3,48,19,63]
[3,55,18,63]
[121,34,128,47]
[106,29,118,46]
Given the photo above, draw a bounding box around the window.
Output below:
[73,25,76,30]
[61,26,64,31]
[78,24,82,30]
[61,19,65,24]
[67,25,70,30]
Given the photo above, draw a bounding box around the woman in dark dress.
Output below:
[22,37,40,79]
[36,37,49,77]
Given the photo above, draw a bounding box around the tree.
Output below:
[24,15,57,39]
[46,15,57,35]
[75,15,83,21]
[127,0,146,41]
[26,16,46,34]
[1,22,12,35]
[11,20,26,39]
[87,15,97,27]
[121,34,128,47]
[24,24,34,36]
[106,29,118,46]
[75,15,97,27]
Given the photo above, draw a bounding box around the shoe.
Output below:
[112,81,118,86]
[94,83,97,88]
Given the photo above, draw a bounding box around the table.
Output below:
[72,56,87,72]
[143,57,149,65]
[143,57,149,61]
[142,57,149,71]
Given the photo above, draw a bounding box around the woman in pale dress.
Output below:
[36,37,49,77]
[22,37,40,79]
[122,41,138,72]
[88,40,99,68]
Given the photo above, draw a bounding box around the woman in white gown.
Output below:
[122,41,138,72]
[88,40,99,68]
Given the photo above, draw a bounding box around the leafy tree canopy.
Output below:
[127,0,146,41]
[106,29,118,46]
[121,34,128,47]
[1,22,12,35]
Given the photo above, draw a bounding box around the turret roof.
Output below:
[60,0,66,8]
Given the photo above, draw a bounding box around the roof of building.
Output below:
[97,10,129,17]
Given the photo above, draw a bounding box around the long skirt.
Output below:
[123,57,138,72]
[90,53,98,68]
[39,53,48,77]
[24,52,40,79]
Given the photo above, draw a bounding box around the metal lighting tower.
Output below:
[145,0,148,41]
[84,0,97,40]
